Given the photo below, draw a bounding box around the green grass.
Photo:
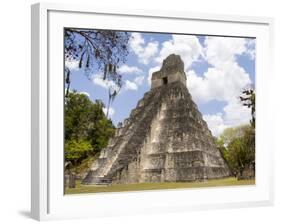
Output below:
[65,177,255,195]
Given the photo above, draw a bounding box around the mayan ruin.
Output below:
[82,54,230,185]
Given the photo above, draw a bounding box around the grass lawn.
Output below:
[65,177,255,195]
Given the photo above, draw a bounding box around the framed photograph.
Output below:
[31,2,274,221]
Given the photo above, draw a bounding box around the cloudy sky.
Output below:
[66,31,255,137]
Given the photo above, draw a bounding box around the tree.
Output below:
[220,125,250,146]
[65,91,115,152]
[64,90,94,141]
[65,138,92,188]
[65,138,92,168]
[226,138,246,177]
[64,28,130,108]
[241,125,255,175]
[64,91,116,187]
[86,100,115,154]
[240,88,255,128]
[217,125,255,178]
[214,137,228,163]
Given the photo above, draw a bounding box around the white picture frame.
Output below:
[31,2,274,221]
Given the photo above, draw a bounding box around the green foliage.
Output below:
[216,125,255,177]
[65,91,116,171]
[226,138,248,175]
[65,138,92,167]
[220,124,250,145]
[65,91,94,140]
[88,116,116,154]
[214,138,228,162]
[221,88,255,176]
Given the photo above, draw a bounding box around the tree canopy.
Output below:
[64,28,131,108]
[216,125,255,178]
[219,125,251,146]
[65,91,116,170]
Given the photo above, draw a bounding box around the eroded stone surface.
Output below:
[151,54,186,89]
[82,54,230,185]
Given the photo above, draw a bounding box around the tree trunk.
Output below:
[68,172,76,188]
[66,80,70,98]
[64,174,67,191]
[65,69,71,98]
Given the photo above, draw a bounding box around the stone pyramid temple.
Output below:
[82,54,230,185]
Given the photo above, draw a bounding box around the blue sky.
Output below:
[66,31,255,137]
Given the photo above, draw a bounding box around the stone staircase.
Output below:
[82,86,167,184]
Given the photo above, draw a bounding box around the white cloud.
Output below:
[187,62,251,103]
[121,76,144,92]
[187,36,254,136]
[245,39,256,60]
[223,98,251,126]
[79,91,90,97]
[129,33,159,64]
[203,98,251,137]
[189,39,252,96]
[195,37,252,103]
[124,80,138,91]
[65,59,79,71]
[134,76,144,85]
[92,74,118,89]
[141,42,159,64]
[92,75,110,88]
[130,33,145,54]
[102,107,115,118]
[93,73,144,92]
[118,64,143,75]
[204,36,247,67]
[203,113,229,137]
[155,35,203,70]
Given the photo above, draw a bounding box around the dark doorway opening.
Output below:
[162,77,168,85]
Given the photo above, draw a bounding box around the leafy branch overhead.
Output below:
[64,28,130,100]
